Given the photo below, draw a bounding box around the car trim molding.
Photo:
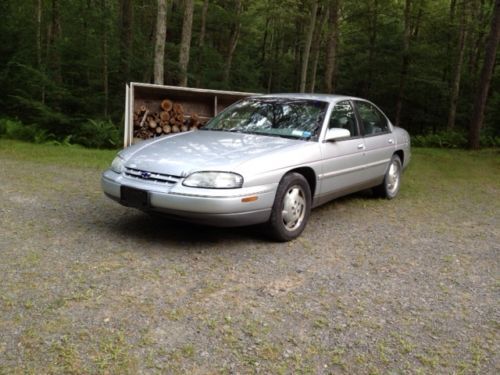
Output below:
[168,188,275,199]
[318,158,390,180]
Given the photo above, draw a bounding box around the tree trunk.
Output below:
[261,14,271,66]
[274,32,285,90]
[179,0,194,87]
[324,0,340,93]
[101,0,109,117]
[82,0,90,86]
[198,0,209,48]
[443,0,457,83]
[36,0,42,69]
[154,0,167,85]
[223,0,242,86]
[364,0,378,96]
[36,0,45,103]
[293,19,302,91]
[395,0,412,127]
[468,0,500,149]
[195,0,209,87]
[266,20,276,92]
[309,6,329,92]
[49,0,62,84]
[120,0,133,83]
[469,0,487,93]
[299,0,318,93]
[447,0,468,130]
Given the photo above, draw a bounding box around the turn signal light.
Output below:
[241,196,258,203]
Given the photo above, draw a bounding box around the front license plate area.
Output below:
[120,186,149,209]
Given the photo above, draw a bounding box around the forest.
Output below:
[0,0,498,149]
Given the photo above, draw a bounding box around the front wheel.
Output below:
[268,173,311,242]
[374,154,402,199]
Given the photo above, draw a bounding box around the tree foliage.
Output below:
[0,0,497,148]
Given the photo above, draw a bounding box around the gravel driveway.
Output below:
[0,149,498,374]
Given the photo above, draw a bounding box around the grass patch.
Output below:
[50,336,85,374]
[94,331,138,373]
[0,139,116,169]
[1,141,498,184]
[402,148,500,198]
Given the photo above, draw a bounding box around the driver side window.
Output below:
[329,101,359,137]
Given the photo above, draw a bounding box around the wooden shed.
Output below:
[124,83,258,147]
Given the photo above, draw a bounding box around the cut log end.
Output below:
[134,99,210,141]
[173,103,184,115]
[161,99,173,111]
[162,124,172,134]
[160,111,170,122]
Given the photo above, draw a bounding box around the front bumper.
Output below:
[101,169,277,227]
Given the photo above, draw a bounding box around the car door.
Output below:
[318,100,367,197]
[354,100,396,181]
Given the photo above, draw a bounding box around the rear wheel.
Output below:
[374,154,402,199]
[268,173,311,241]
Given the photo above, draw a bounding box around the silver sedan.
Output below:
[102,94,411,241]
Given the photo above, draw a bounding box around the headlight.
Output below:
[183,172,243,189]
[111,156,125,173]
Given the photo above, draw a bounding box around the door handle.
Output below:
[357,144,365,150]
[388,139,394,144]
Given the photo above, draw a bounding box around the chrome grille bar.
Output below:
[124,167,181,184]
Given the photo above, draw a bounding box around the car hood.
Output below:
[121,130,304,176]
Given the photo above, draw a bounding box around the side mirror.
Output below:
[325,127,351,142]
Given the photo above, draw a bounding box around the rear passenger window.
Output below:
[355,101,389,135]
[329,101,359,137]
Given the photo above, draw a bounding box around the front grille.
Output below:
[124,167,181,185]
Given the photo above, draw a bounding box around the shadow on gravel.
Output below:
[91,189,375,248]
[108,211,270,246]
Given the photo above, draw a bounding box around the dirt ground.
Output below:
[0,151,499,374]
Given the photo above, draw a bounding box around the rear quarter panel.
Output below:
[393,127,411,168]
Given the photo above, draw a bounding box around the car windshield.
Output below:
[201,98,328,140]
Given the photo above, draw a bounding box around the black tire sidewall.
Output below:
[269,173,312,241]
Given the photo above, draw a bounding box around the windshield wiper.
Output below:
[200,128,225,131]
[243,131,302,140]
[274,134,303,140]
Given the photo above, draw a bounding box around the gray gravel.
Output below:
[0,156,499,374]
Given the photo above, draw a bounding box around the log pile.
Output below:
[133,99,206,140]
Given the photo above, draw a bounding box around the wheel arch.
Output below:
[394,149,404,165]
[286,167,317,196]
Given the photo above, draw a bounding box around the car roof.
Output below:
[254,93,366,104]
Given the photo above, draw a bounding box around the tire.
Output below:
[374,154,402,199]
[268,173,311,242]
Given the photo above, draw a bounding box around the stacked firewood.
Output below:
[133,99,205,140]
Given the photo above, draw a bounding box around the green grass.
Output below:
[1,140,498,179]
[0,139,117,170]
[1,140,498,184]
[403,147,500,192]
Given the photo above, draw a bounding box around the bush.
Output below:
[0,118,56,143]
[412,131,468,148]
[73,119,121,149]
[479,134,500,148]
[0,117,120,148]
[412,131,500,148]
